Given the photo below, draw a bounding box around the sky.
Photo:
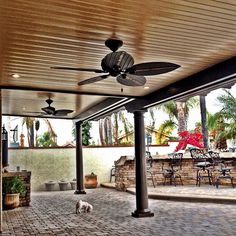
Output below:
[3,84,235,146]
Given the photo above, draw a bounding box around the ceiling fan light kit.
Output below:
[52,37,180,87]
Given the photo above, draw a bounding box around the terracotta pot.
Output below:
[85,173,97,189]
[4,193,20,209]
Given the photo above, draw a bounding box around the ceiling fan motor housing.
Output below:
[42,106,55,115]
[101,51,134,76]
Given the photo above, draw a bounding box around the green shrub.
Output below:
[3,176,26,196]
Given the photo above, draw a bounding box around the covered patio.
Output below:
[1,0,236,234]
[1,187,236,236]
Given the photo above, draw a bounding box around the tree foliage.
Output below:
[38,131,57,147]
[158,97,199,134]
[156,120,177,144]
[82,121,92,146]
[215,90,236,148]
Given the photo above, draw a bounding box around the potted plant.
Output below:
[2,176,26,209]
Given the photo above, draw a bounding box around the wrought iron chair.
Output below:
[190,148,214,187]
[146,151,156,188]
[208,151,234,188]
[162,152,183,186]
[110,167,116,182]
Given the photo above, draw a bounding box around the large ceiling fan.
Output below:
[26,98,73,117]
[52,36,180,86]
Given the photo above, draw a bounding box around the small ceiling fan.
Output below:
[51,36,180,87]
[26,98,73,116]
[41,98,73,116]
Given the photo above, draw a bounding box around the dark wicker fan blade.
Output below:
[116,74,146,86]
[41,107,55,115]
[54,109,73,116]
[126,62,180,76]
[51,67,104,73]
[78,74,110,86]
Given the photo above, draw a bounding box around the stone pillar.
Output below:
[0,91,2,232]
[132,110,154,218]
[74,121,86,194]
[200,95,209,149]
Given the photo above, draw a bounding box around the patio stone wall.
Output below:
[8,144,175,191]
[115,156,236,190]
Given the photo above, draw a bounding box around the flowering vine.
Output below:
[175,128,204,152]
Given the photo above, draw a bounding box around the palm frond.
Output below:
[156,120,177,144]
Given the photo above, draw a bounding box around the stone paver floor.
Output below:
[1,188,236,236]
[129,185,236,198]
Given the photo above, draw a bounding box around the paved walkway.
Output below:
[102,183,236,204]
[1,188,236,236]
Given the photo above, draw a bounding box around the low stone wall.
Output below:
[115,156,236,190]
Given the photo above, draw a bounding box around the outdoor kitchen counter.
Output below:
[114,153,236,190]
[2,171,31,206]
[115,152,236,165]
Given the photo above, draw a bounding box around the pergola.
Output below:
[1,0,236,230]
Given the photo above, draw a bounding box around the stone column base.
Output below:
[74,190,86,194]
[132,209,154,218]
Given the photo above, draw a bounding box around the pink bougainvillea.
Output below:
[175,128,204,152]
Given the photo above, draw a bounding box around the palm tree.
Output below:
[112,110,133,145]
[158,97,199,134]
[98,116,113,145]
[22,117,35,147]
[200,95,209,148]
[206,112,227,150]
[22,117,57,147]
[156,120,177,144]
[216,89,236,149]
[43,118,57,146]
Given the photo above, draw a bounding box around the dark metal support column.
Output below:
[200,95,209,149]
[132,110,154,218]
[74,121,86,194]
[0,91,2,232]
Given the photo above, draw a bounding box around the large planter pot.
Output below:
[58,181,69,191]
[4,193,20,210]
[45,181,56,191]
[70,181,76,190]
[85,172,98,189]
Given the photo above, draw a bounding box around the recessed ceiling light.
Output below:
[144,86,149,89]
[12,74,20,78]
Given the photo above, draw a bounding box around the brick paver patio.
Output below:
[1,188,236,236]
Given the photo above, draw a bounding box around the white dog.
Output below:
[76,200,93,214]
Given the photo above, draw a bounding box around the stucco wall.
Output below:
[8,143,176,191]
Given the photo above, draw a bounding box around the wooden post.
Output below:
[74,121,86,194]
[132,110,154,218]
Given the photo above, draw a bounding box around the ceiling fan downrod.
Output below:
[105,36,123,52]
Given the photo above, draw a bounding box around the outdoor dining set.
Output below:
[156,148,235,188]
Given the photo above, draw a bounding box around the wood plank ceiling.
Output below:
[0,0,236,119]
